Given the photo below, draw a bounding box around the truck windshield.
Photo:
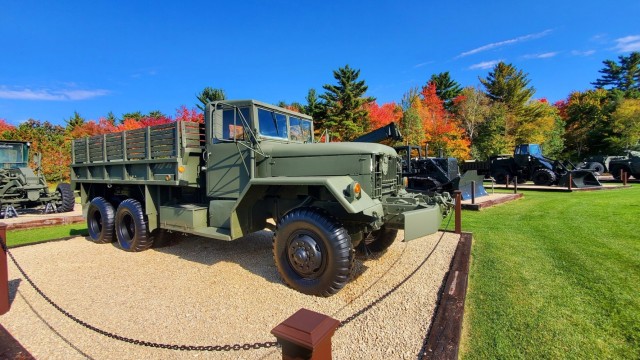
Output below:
[290,117,312,143]
[0,143,27,168]
[258,108,288,140]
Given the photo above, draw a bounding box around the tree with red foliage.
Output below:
[175,105,204,123]
[0,118,15,134]
[364,101,402,129]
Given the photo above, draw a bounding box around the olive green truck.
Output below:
[71,100,452,296]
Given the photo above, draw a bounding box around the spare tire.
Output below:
[55,183,75,213]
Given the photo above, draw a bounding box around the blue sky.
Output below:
[1,1,639,126]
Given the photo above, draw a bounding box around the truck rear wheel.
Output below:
[55,183,75,213]
[363,227,398,253]
[273,208,353,297]
[492,169,510,184]
[87,197,115,244]
[114,199,153,252]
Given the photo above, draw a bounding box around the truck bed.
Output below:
[71,121,204,187]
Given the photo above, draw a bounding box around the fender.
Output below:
[229,176,384,238]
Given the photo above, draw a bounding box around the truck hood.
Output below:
[260,142,398,158]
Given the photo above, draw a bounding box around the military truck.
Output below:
[71,100,452,297]
[580,150,640,179]
[0,140,75,216]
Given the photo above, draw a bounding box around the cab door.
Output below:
[206,105,253,199]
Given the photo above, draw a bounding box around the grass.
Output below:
[7,224,87,247]
[460,185,640,359]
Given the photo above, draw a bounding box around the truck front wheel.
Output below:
[273,208,353,297]
[114,199,153,252]
[87,197,115,244]
[363,227,399,254]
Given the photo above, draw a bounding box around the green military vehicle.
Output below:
[71,100,452,297]
[0,140,75,217]
[580,150,640,179]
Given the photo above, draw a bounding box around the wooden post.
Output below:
[620,169,625,184]
[623,171,628,186]
[568,173,573,191]
[272,308,340,360]
[505,175,509,189]
[513,177,518,194]
[471,181,476,205]
[0,223,9,315]
[454,190,462,234]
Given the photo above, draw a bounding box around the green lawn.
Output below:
[460,185,639,359]
[6,224,87,247]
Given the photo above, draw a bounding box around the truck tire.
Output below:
[87,197,115,244]
[610,165,627,180]
[114,199,153,252]
[588,162,606,175]
[363,227,398,253]
[532,168,556,186]
[55,183,75,213]
[273,208,353,297]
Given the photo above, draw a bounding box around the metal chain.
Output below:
[340,211,454,328]
[2,242,278,351]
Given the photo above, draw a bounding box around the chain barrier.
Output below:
[339,210,454,328]
[2,240,278,352]
[1,210,454,350]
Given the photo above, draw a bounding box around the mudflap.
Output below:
[456,170,489,200]
[558,170,602,188]
[403,206,443,241]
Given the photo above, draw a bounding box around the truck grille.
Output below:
[373,154,400,198]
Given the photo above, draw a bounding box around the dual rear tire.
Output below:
[86,197,153,252]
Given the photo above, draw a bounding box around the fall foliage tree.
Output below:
[364,101,403,129]
[429,72,462,111]
[561,89,612,158]
[610,98,640,149]
[451,86,490,156]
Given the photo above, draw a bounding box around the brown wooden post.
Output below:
[620,169,625,184]
[513,177,518,194]
[568,173,573,191]
[505,175,509,189]
[272,308,340,360]
[471,181,476,205]
[454,190,462,234]
[0,223,9,315]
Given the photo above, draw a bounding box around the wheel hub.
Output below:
[287,234,322,277]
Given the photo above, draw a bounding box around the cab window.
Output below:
[290,117,312,143]
[221,107,250,140]
[258,108,288,140]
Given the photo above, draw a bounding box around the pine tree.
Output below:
[319,65,375,141]
[196,87,226,111]
[479,62,535,115]
[65,111,85,131]
[592,52,640,92]
[429,72,462,110]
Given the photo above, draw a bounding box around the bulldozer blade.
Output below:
[455,170,489,200]
[558,170,602,188]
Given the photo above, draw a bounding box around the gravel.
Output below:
[2,230,458,359]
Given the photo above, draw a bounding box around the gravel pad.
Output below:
[2,230,458,359]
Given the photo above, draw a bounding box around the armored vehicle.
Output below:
[580,151,640,179]
[0,140,75,216]
[71,100,452,297]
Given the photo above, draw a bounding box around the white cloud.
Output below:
[614,35,640,52]
[523,52,558,59]
[413,61,434,69]
[457,29,553,58]
[469,60,501,70]
[571,50,596,56]
[0,86,109,101]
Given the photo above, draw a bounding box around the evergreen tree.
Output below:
[592,52,640,93]
[429,72,462,110]
[106,111,117,125]
[479,62,535,115]
[65,111,85,131]
[196,87,226,111]
[148,110,166,119]
[319,65,375,141]
[121,111,143,122]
